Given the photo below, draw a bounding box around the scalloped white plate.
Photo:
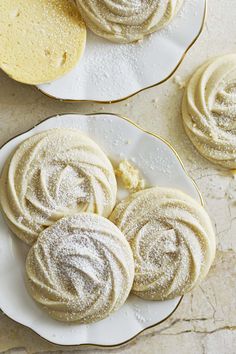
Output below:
[37,0,206,102]
[0,113,202,346]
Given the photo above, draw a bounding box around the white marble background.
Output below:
[0,0,235,353]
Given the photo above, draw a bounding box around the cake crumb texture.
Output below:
[0,0,86,84]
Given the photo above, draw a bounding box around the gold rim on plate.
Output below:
[0,112,203,349]
[36,0,207,104]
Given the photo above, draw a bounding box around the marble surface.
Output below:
[0,0,235,353]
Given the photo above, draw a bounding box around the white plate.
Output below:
[0,113,202,347]
[37,0,206,102]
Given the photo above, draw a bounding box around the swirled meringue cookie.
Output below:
[110,187,216,300]
[76,0,183,43]
[26,213,134,323]
[0,129,117,245]
[182,54,236,169]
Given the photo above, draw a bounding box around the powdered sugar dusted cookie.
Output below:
[76,0,183,43]
[182,54,236,169]
[110,187,216,300]
[0,129,117,244]
[26,213,134,323]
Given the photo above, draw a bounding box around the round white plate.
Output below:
[37,0,206,102]
[0,113,202,347]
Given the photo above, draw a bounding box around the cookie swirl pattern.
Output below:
[76,0,183,43]
[0,129,117,244]
[110,187,216,300]
[182,54,236,168]
[26,213,134,323]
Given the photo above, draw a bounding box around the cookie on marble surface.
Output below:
[182,54,236,169]
[110,187,216,300]
[0,128,117,245]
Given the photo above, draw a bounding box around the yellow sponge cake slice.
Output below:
[0,0,86,84]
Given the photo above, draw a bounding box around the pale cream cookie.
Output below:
[0,129,117,245]
[26,213,134,323]
[110,187,216,300]
[0,0,86,84]
[182,54,236,169]
[76,0,183,43]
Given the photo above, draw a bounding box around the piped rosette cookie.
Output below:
[76,0,183,43]
[26,213,134,323]
[110,187,216,300]
[0,129,117,245]
[182,54,236,169]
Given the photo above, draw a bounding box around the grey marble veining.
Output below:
[0,0,235,353]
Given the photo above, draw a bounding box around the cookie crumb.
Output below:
[115,160,145,191]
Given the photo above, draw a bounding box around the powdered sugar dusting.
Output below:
[39,0,204,101]
[26,213,134,323]
[0,128,117,244]
[110,187,215,300]
[183,54,236,168]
